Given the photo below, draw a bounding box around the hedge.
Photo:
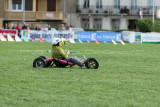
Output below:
[84,28,131,32]
[136,18,160,32]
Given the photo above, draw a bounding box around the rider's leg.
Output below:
[65,56,85,67]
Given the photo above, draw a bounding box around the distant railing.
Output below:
[76,5,160,15]
[4,11,64,21]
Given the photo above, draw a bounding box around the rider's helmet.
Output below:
[52,38,61,45]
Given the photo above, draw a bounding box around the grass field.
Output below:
[0,41,160,107]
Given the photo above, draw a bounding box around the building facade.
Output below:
[69,0,160,30]
[0,0,75,28]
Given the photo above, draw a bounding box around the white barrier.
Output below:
[15,34,22,42]
[0,33,7,41]
[69,28,84,40]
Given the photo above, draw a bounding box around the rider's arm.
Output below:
[61,41,67,46]
[59,48,69,59]
[61,40,70,46]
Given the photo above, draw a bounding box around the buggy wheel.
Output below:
[39,56,46,59]
[39,56,52,67]
[33,58,46,68]
[85,58,99,69]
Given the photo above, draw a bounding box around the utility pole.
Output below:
[22,0,25,25]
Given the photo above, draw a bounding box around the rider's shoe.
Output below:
[80,55,87,63]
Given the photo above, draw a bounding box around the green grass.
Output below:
[0,41,160,107]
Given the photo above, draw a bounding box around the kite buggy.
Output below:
[33,56,99,69]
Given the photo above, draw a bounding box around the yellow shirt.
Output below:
[52,41,69,59]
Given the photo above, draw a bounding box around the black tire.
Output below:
[39,56,47,59]
[85,58,99,69]
[38,56,52,67]
[33,58,46,68]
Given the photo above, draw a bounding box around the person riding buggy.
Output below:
[33,38,99,69]
[52,38,86,67]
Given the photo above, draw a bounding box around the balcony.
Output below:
[77,5,160,15]
[4,11,64,21]
[4,12,36,21]
[36,11,64,20]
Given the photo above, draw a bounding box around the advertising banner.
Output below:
[21,30,75,41]
[69,28,84,40]
[0,29,18,39]
[122,31,133,42]
[97,32,122,42]
[77,32,122,42]
[134,32,142,43]
[122,31,142,43]
[122,31,160,43]
[142,33,160,43]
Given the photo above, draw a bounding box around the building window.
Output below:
[94,19,102,29]
[96,0,102,9]
[82,19,89,28]
[112,19,120,30]
[12,0,22,11]
[149,0,153,8]
[7,0,9,10]
[128,20,136,30]
[25,0,33,11]
[84,0,89,8]
[47,0,56,11]
[131,0,137,10]
[114,0,120,9]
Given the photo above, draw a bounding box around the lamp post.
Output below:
[153,0,155,31]
[64,0,66,18]
[70,4,71,25]
[22,0,25,25]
